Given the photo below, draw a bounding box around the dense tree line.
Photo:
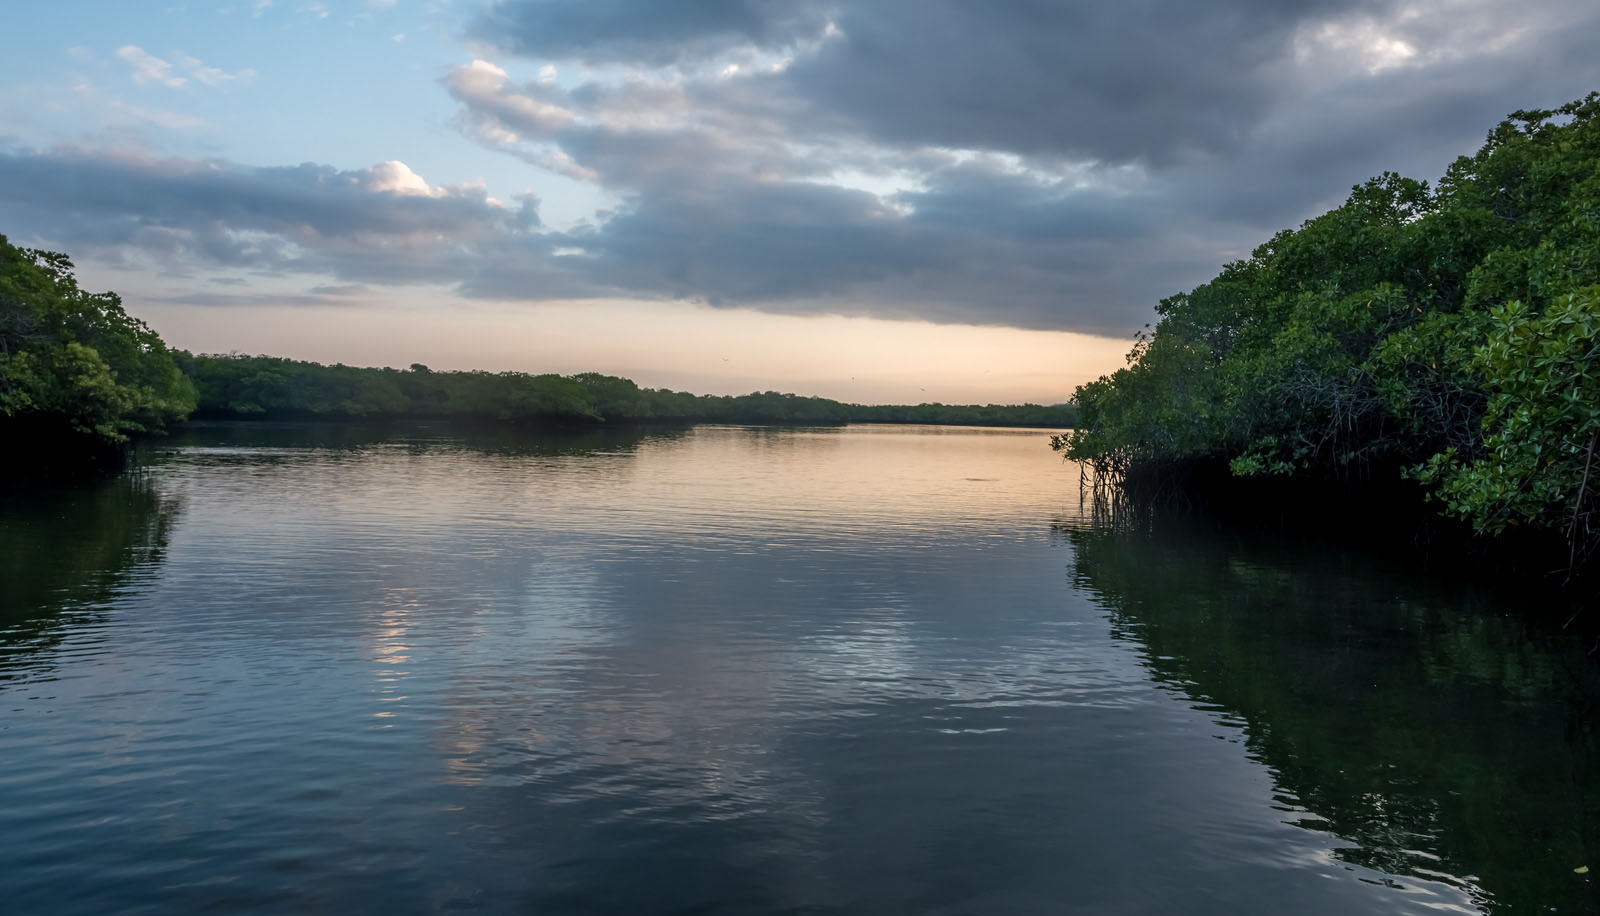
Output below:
[179,352,1075,427]
[0,230,1073,465]
[1057,93,1600,571]
[0,236,195,457]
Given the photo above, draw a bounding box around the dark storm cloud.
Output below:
[3,0,1596,334]
[439,55,1203,329]
[472,0,831,66]
[1165,7,1600,229]
[783,0,1367,165]
[896,166,1150,243]
[444,0,1600,332]
[452,162,1206,333]
[473,0,1378,164]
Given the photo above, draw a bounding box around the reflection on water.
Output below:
[0,422,1596,915]
[1064,518,1600,916]
[166,417,692,457]
[1,475,179,686]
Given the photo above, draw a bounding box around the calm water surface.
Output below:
[2,422,1597,915]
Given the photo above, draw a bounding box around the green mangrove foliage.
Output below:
[0,235,195,446]
[1417,290,1600,568]
[180,352,1076,428]
[1057,94,1600,565]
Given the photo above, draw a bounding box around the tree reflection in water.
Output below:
[1,475,181,686]
[1059,510,1600,916]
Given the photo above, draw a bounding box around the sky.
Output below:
[1,1,1597,404]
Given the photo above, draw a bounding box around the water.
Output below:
[2,422,1596,915]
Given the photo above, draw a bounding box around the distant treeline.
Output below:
[0,230,1072,471]
[1058,93,1600,576]
[178,352,1075,427]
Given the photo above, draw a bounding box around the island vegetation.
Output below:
[1,232,1073,472]
[177,353,1075,427]
[1058,93,1600,581]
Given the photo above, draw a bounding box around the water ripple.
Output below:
[1,424,1589,915]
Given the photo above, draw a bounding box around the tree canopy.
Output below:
[0,235,195,448]
[1057,93,1600,568]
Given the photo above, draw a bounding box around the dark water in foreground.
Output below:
[2,422,1597,915]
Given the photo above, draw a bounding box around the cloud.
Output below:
[157,289,360,307]
[469,0,1600,167]
[53,78,210,132]
[437,58,1220,329]
[17,0,1600,336]
[471,0,832,68]
[116,46,187,88]
[441,0,1600,332]
[445,60,578,136]
[465,0,1369,164]
[0,142,1178,332]
[309,283,370,296]
[173,52,257,86]
[439,56,1157,327]
[0,147,553,289]
[364,160,443,196]
[114,46,255,89]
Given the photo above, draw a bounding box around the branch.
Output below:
[1569,430,1598,575]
